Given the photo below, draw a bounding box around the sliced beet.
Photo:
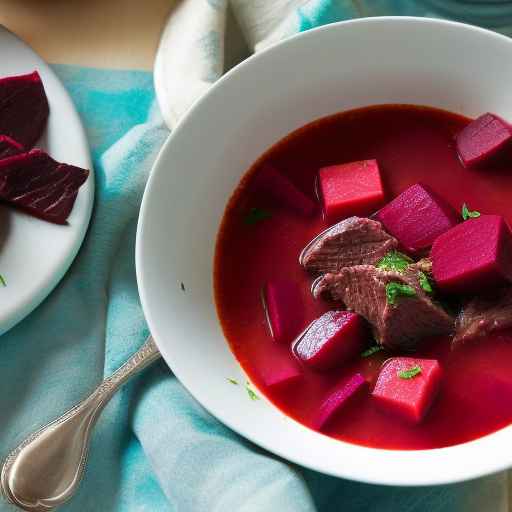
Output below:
[375,183,459,254]
[0,135,23,159]
[312,373,367,431]
[431,215,512,295]
[293,311,367,371]
[263,280,303,344]
[0,149,89,224]
[0,71,49,149]
[319,159,385,224]
[372,357,442,424]
[258,351,302,391]
[253,163,316,216]
[456,113,512,168]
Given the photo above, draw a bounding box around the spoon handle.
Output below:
[1,336,161,511]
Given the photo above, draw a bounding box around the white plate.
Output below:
[0,26,93,334]
[137,17,512,486]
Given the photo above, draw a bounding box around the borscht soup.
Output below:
[214,104,512,450]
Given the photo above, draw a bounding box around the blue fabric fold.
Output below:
[2,2,512,510]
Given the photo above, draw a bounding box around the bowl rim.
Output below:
[137,16,512,486]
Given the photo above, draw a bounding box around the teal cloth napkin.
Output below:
[2,3,512,511]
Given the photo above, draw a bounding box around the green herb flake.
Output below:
[227,378,239,385]
[244,207,272,225]
[385,282,416,305]
[398,365,422,379]
[361,345,384,358]
[246,381,260,400]
[462,203,481,221]
[418,271,433,294]
[376,251,413,273]
[0,275,6,287]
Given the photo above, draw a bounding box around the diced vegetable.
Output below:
[0,149,89,224]
[258,352,302,391]
[456,113,512,168]
[318,159,384,224]
[253,163,316,216]
[263,280,304,344]
[376,183,458,254]
[0,71,49,149]
[0,135,23,159]
[293,311,367,371]
[372,357,442,424]
[431,215,512,294]
[312,373,367,431]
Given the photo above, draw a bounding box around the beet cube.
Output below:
[456,113,512,168]
[431,215,512,295]
[263,280,303,344]
[319,159,384,224]
[293,311,366,371]
[0,149,89,224]
[0,71,49,149]
[253,164,316,216]
[313,373,367,431]
[372,357,442,424]
[376,183,458,254]
[258,352,302,391]
[0,135,23,159]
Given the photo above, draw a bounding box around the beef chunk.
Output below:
[313,265,453,350]
[300,216,398,275]
[454,286,512,344]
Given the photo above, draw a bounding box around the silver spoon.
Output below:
[1,335,160,511]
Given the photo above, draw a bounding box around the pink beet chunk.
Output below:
[253,163,316,216]
[293,310,367,371]
[456,113,512,168]
[0,149,89,224]
[432,215,512,295]
[376,183,458,254]
[0,71,49,149]
[0,135,23,159]
[263,280,304,344]
[258,352,302,391]
[313,373,367,431]
[319,159,385,224]
[372,357,442,424]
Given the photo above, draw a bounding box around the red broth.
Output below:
[214,104,512,450]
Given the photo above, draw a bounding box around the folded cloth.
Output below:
[0,4,511,512]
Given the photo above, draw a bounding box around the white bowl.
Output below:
[136,17,512,486]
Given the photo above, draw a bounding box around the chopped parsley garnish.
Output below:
[385,282,416,305]
[180,282,185,292]
[462,203,481,221]
[361,345,384,358]
[244,207,272,225]
[0,275,6,287]
[418,271,433,294]
[227,378,239,385]
[398,365,422,379]
[246,381,260,400]
[376,251,413,273]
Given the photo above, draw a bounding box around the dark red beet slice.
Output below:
[253,164,316,217]
[372,357,442,424]
[0,135,23,159]
[312,373,367,431]
[0,71,49,149]
[376,183,459,254]
[0,149,89,224]
[319,159,385,224]
[431,215,512,295]
[258,351,302,391]
[456,113,512,168]
[263,280,304,344]
[293,311,367,371]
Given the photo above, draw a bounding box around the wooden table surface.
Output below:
[0,0,177,70]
